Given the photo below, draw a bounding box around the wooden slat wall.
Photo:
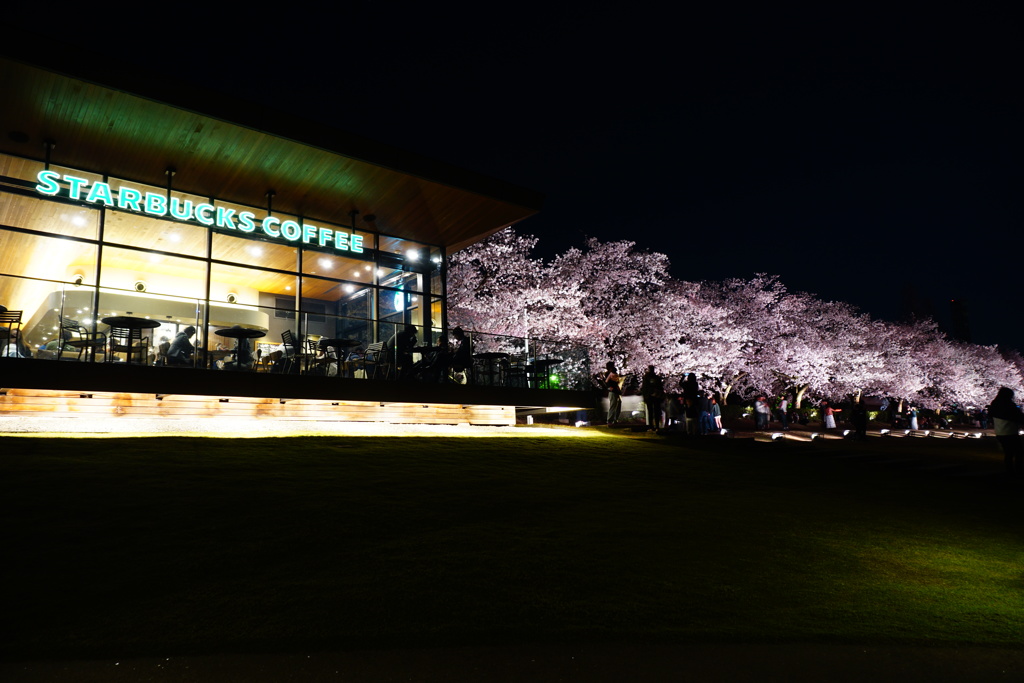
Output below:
[1,57,541,250]
[0,388,514,426]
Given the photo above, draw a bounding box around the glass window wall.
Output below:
[0,151,447,374]
[0,191,99,239]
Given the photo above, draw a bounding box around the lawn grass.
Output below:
[2,431,1022,659]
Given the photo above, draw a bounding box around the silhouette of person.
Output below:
[450,327,472,384]
[604,362,623,425]
[388,324,419,379]
[641,365,664,431]
[850,396,868,439]
[988,387,1024,477]
[167,326,196,366]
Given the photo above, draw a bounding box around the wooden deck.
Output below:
[0,358,592,426]
[0,388,515,425]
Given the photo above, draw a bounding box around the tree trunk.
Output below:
[721,372,747,406]
[794,384,811,408]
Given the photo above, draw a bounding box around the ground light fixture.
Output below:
[771,432,785,441]
[809,432,820,440]
[843,429,851,436]
[879,428,891,436]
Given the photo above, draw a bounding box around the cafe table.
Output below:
[412,345,440,363]
[215,326,267,370]
[473,351,511,386]
[101,316,161,364]
[215,326,267,341]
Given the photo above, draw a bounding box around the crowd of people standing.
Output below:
[598,362,1023,478]
[601,365,721,435]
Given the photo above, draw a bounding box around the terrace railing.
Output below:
[1,274,589,393]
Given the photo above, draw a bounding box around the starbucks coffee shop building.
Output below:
[0,53,590,425]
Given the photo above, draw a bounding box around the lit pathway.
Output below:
[747,428,1006,480]
[0,416,604,439]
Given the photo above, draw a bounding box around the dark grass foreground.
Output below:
[1,432,1022,660]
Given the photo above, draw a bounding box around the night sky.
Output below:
[26,8,1023,349]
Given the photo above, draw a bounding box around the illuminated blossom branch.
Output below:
[448,228,1024,407]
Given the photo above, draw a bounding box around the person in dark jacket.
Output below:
[850,396,868,439]
[603,362,623,425]
[167,326,196,366]
[988,387,1024,476]
[449,327,472,384]
[640,365,664,431]
[388,324,419,379]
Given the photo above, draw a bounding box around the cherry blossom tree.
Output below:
[446,228,546,337]
[446,228,1024,411]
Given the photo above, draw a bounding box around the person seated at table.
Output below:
[154,337,171,366]
[269,334,304,373]
[1,328,32,358]
[166,326,196,366]
[418,333,450,383]
[449,327,472,384]
[387,324,419,379]
[41,330,76,358]
[220,337,253,371]
[307,339,338,376]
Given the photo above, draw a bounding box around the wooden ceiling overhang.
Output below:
[0,52,542,253]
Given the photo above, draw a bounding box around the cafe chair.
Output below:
[155,340,171,366]
[280,330,306,374]
[108,326,150,364]
[311,339,347,377]
[265,349,284,372]
[362,341,394,380]
[60,318,106,362]
[0,309,23,343]
[0,309,28,358]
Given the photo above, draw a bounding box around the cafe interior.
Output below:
[0,52,590,425]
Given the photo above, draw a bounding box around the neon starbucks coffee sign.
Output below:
[35,170,364,253]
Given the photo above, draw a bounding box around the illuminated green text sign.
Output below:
[36,170,364,253]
